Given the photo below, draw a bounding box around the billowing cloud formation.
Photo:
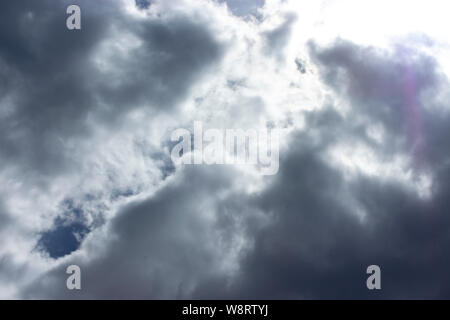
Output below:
[1,0,450,299]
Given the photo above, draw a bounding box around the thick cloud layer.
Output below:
[1,0,450,299]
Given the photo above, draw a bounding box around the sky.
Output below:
[1,0,450,299]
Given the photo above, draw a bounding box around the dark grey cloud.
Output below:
[191,40,450,299]
[21,36,450,300]
[0,0,224,180]
[94,16,223,118]
[193,128,449,299]
[23,166,254,299]
[3,1,450,301]
[308,40,445,166]
[0,200,11,234]
[0,0,113,176]
[0,254,28,288]
[0,0,227,298]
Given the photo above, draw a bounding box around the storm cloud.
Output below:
[1,0,450,300]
